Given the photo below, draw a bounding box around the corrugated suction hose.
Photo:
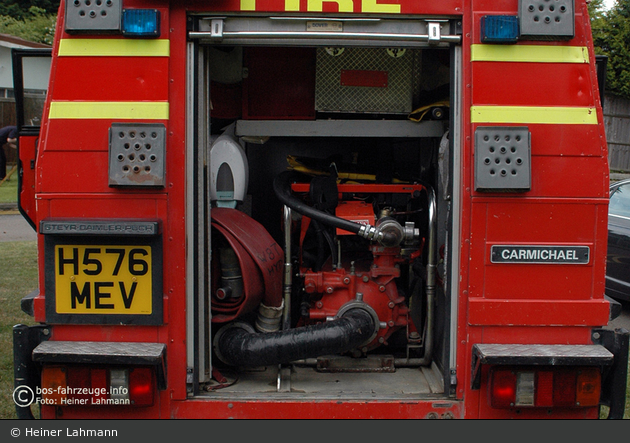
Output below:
[214,308,376,367]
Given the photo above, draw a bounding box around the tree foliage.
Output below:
[591,0,630,99]
[588,0,606,19]
[0,6,56,45]
[0,1,59,20]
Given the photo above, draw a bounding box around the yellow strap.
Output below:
[58,38,170,57]
[471,106,598,125]
[286,155,406,183]
[408,101,450,122]
[49,101,169,120]
[471,44,589,64]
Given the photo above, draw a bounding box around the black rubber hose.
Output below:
[312,219,327,272]
[216,309,375,367]
[273,171,363,235]
[311,219,338,271]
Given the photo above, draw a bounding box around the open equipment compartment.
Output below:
[188,16,460,400]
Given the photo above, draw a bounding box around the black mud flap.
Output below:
[593,328,630,419]
[13,324,50,419]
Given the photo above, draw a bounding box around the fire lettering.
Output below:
[307,0,354,12]
[240,0,401,13]
[362,0,401,13]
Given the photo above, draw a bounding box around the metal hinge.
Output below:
[449,368,457,396]
[211,18,224,39]
[428,22,441,44]
[186,367,194,384]
[426,20,451,45]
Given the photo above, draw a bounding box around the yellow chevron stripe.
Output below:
[471,44,589,64]
[58,39,170,57]
[471,106,598,124]
[49,101,169,120]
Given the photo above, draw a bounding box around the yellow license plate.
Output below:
[54,245,152,315]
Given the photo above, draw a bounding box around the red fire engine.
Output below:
[12,0,629,419]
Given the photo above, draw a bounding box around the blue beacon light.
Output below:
[481,15,519,43]
[121,9,161,38]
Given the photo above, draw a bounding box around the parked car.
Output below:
[606,178,630,302]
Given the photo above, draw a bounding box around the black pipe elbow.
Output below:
[215,309,376,367]
[273,171,363,236]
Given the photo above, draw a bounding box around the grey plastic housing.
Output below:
[519,0,575,40]
[65,0,122,34]
[474,127,531,192]
[209,124,249,208]
[109,123,166,187]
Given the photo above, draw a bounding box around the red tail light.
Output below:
[41,365,155,407]
[129,367,154,406]
[535,371,554,407]
[553,369,577,407]
[489,369,517,408]
[489,367,601,409]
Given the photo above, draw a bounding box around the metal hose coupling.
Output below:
[357,224,383,243]
[359,218,419,248]
[256,301,284,333]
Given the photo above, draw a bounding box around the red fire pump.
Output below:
[293,181,426,352]
[212,168,436,370]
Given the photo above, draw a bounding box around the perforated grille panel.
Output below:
[109,123,166,187]
[315,47,419,114]
[519,0,575,40]
[65,0,122,33]
[475,127,531,192]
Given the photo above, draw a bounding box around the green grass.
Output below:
[0,241,38,419]
[0,173,18,204]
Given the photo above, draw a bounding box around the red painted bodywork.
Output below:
[17,134,38,229]
[29,0,610,419]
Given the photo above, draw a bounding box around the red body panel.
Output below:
[243,47,316,119]
[50,57,169,102]
[30,0,612,419]
[17,135,38,228]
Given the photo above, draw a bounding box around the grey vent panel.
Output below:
[109,123,166,187]
[475,127,531,192]
[519,0,575,40]
[65,0,122,34]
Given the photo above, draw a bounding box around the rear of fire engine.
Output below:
[12,0,629,419]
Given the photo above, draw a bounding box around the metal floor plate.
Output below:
[201,363,445,400]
